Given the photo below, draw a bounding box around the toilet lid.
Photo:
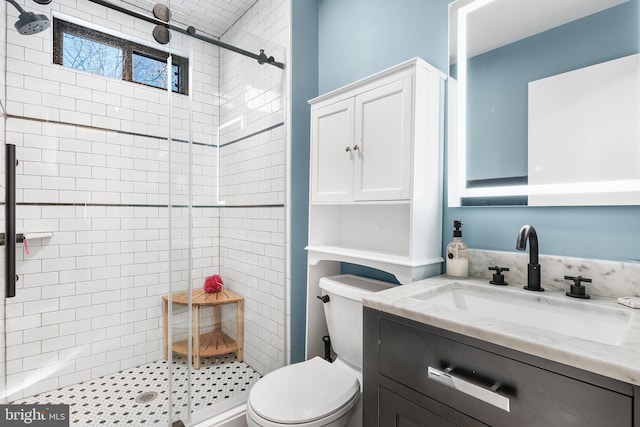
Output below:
[249,357,360,424]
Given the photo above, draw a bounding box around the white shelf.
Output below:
[22,232,53,240]
[310,199,411,206]
[306,245,442,284]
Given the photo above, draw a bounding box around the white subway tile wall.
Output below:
[218,0,288,375]
[2,0,287,401]
[219,125,286,206]
[219,207,286,374]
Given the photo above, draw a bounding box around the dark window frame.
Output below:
[53,18,188,95]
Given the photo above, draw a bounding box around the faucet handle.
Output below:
[564,275,592,299]
[488,266,509,286]
[564,275,592,284]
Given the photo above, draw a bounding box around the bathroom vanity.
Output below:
[362,276,640,426]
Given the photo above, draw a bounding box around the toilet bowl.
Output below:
[246,357,360,427]
[246,275,393,427]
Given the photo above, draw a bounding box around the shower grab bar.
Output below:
[5,144,17,298]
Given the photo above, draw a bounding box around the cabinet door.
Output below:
[379,386,486,427]
[310,98,355,202]
[354,76,413,201]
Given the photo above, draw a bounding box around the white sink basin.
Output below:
[412,284,631,345]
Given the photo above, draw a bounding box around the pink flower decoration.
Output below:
[204,274,224,293]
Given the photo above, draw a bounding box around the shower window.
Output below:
[53,18,189,94]
[132,52,181,92]
[61,32,123,79]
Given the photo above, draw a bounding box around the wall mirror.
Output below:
[448,0,640,206]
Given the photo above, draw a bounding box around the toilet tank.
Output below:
[319,274,394,370]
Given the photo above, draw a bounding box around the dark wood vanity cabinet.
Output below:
[363,308,638,427]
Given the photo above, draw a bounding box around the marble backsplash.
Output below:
[468,249,640,299]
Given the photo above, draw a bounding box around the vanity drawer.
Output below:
[379,375,488,427]
[379,316,633,427]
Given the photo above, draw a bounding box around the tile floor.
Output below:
[12,355,261,425]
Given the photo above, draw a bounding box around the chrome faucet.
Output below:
[516,225,543,291]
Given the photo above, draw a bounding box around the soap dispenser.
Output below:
[446,220,468,278]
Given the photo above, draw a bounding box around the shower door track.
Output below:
[86,0,285,69]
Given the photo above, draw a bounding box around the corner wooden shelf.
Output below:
[162,288,244,369]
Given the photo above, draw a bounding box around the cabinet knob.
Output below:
[345,146,351,152]
[353,145,360,151]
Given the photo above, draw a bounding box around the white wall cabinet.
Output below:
[305,58,447,359]
[311,76,413,202]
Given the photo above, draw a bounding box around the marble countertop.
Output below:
[363,275,640,386]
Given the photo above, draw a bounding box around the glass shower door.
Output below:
[165,9,288,424]
[1,0,178,424]
[166,25,194,422]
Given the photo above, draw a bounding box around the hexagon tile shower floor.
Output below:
[12,355,261,425]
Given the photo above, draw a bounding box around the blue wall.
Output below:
[318,0,451,93]
[443,204,640,262]
[290,0,319,363]
[291,0,640,362]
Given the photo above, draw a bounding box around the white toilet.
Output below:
[246,274,393,427]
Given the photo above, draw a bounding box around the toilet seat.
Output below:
[247,357,360,425]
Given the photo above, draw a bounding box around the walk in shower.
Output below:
[1,0,287,424]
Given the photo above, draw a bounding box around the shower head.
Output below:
[15,11,50,34]
[6,0,51,35]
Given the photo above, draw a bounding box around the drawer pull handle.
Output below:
[428,366,510,412]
